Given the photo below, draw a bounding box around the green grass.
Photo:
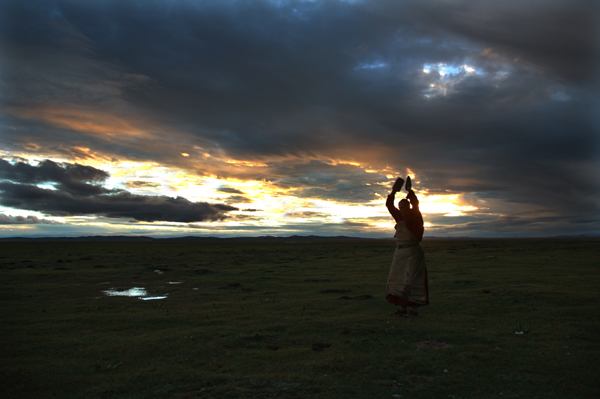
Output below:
[1,238,599,398]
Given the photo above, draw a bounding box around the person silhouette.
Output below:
[385,177,429,317]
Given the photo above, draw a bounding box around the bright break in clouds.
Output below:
[1,0,599,238]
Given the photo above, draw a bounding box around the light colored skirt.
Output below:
[386,244,429,306]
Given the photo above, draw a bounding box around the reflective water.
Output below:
[104,287,147,297]
[139,295,168,300]
[103,287,167,300]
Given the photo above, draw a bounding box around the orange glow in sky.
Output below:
[0,155,479,237]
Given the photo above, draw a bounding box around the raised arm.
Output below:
[386,177,404,222]
[405,189,424,240]
[386,190,401,222]
[406,189,419,209]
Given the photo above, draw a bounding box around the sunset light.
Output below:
[1,0,596,239]
[419,194,478,216]
[2,3,596,398]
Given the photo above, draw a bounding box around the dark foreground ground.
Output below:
[1,238,599,398]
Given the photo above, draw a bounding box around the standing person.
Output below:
[385,178,429,317]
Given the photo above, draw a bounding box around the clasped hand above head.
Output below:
[391,178,416,198]
[392,177,404,193]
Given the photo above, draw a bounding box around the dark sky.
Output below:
[1,0,599,237]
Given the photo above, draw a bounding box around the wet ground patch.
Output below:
[1,238,599,399]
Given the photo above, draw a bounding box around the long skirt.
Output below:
[386,244,429,307]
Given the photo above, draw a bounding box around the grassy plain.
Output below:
[1,238,599,399]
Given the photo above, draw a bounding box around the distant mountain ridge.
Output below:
[0,234,597,242]
[0,235,372,242]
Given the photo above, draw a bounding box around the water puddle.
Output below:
[102,287,168,300]
[139,295,168,301]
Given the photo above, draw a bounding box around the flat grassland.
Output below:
[1,238,599,398]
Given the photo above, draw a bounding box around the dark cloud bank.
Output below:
[1,0,599,236]
[0,214,58,225]
[0,159,237,223]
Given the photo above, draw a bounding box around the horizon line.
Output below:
[0,234,597,242]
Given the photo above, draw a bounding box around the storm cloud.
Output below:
[0,158,113,196]
[0,213,59,225]
[1,0,598,237]
[0,159,237,223]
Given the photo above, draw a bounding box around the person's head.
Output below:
[398,199,410,217]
